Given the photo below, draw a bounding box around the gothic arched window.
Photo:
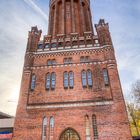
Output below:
[92,115,98,140]
[64,72,68,89]
[45,44,50,48]
[50,117,54,128]
[103,68,109,86]
[47,60,52,66]
[51,72,56,89]
[69,71,74,88]
[42,117,47,140]
[49,117,54,140]
[46,73,51,90]
[87,70,93,87]
[85,115,91,140]
[31,74,36,90]
[82,70,87,87]
[38,44,43,49]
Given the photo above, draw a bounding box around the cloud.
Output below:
[23,0,48,22]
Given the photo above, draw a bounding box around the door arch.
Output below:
[60,128,80,140]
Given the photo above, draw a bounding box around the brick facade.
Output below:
[12,0,132,140]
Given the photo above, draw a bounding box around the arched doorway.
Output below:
[60,128,80,140]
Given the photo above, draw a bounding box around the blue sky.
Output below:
[0,0,140,116]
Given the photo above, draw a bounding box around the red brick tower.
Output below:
[13,0,132,140]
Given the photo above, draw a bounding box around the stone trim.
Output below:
[24,59,116,70]
[26,100,113,109]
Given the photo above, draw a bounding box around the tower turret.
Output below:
[27,26,42,52]
[95,19,112,46]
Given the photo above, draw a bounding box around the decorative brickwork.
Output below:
[13,0,132,140]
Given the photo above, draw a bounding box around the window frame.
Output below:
[64,72,69,89]
[82,70,87,88]
[42,117,47,140]
[87,69,93,87]
[69,71,74,89]
[103,68,109,86]
[46,73,51,90]
[92,115,98,140]
[51,72,56,90]
[30,74,36,91]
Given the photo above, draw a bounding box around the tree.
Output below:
[127,80,140,136]
[127,103,140,136]
[132,80,140,105]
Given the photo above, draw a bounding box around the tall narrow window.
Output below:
[92,115,98,140]
[87,70,93,87]
[103,69,109,86]
[50,117,54,128]
[47,60,52,66]
[82,70,87,87]
[51,72,56,89]
[64,72,68,89]
[31,74,36,90]
[69,71,74,88]
[46,73,51,90]
[42,117,47,140]
[49,117,54,140]
[85,115,91,140]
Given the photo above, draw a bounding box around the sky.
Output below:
[0,0,140,116]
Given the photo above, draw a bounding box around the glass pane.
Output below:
[51,43,57,48]
[82,71,87,87]
[60,129,80,140]
[31,75,36,90]
[64,72,68,88]
[52,59,56,65]
[87,70,93,87]
[103,69,109,85]
[38,44,43,49]
[42,117,47,138]
[69,72,74,88]
[51,73,56,89]
[46,73,50,90]
[45,44,50,48]
[50,117,54,128]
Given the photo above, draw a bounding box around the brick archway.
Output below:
[59,128,80,140]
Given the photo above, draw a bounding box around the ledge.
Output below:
[26,100,113,110]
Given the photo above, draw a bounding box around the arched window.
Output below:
[52,59,56,65]
[42,117,47,140]
[51,43,57,48]
[51,72,56,89]
[87,70,93,87]
[85,115,91,140]
[92,115,98,140]
[82,70,87,87]
[103,68,109,86]
[45,44,50,48]
[64,72,68,89]
[69,71,74,88]
[38,44,43,49]
[31,74,36,90]
[60,128,80,140]
[46,73,51,90]
[50,117,54,128]
[49,117,54,140]
[80,56,84,62]
[47,60,52,66]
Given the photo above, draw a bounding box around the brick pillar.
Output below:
[80,0,86,35]
[87,6,93,33]
[62,0,65,34]
[53,3,58,38]
[71,0,75,33]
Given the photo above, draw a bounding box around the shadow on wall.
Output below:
[133,136,140,140]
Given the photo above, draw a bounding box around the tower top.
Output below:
[48,0,93,38]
